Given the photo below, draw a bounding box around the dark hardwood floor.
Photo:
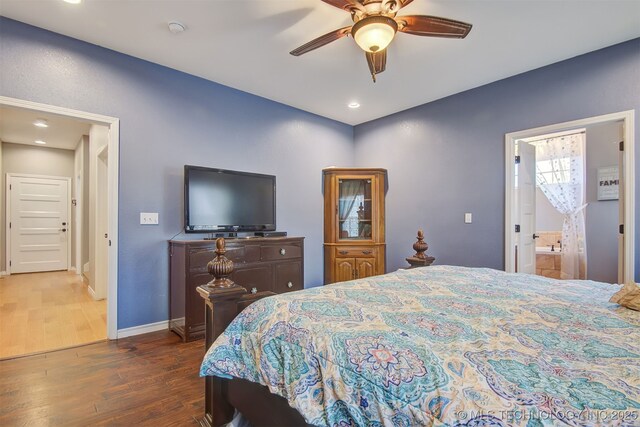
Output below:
[0,330,204,426]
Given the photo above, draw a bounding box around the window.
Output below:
[536,157,571,186]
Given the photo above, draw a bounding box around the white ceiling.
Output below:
[0,106,91,150]
[1,0,639,126]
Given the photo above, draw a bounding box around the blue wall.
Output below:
[0,18,354,329]
[354,38,640,282]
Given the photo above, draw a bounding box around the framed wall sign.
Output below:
[597,166,619,201]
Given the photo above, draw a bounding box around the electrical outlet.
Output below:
[464,213,472,224]
[140,212,159,225]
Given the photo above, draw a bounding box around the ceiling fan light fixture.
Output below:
[352,16,398,53]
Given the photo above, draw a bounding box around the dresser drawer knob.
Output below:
[251,287,257,294]
[279,248,286,256]
[287,281,293,289]
[362,250,372,255]
[338,250,348,255]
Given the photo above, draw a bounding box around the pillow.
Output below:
[609,282,640,311]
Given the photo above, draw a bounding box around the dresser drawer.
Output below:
[188,245,216,271]
[335,247,377,258]
[232,266,272,294]
[228,245,260,263]
[274,262,302,293]
[261,244,302,261]
[189,244,260,271]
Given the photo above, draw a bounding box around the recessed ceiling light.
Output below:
[168,21,186,34]
[348,102,360,109]
[34,140,47,145]
[63,0,82,4]
[33,119,49,128]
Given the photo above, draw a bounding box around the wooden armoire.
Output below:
[323,167,386,284]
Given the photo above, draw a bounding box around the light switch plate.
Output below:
[140,212,159,225]
[464,213,472,224]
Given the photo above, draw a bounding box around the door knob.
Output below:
[533,234,540,239]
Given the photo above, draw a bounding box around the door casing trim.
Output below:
[1,95,120,339]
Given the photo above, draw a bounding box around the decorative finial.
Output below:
[412,229,429,259]
[216,238,225,253]
[207,238,235,288]
[406,229,435,268]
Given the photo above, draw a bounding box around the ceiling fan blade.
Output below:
[397,15,472,38]
[321,0,365,13]
[290,26,352,56]
[366,50,387,83]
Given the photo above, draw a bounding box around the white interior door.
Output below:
[8,175,70,274]
[517,142,537,274]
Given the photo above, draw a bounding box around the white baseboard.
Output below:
[117,320,169,339]
[83,263,90,282]
[0,271,7,277]
[87,285,97,300]
[70,266,77,273]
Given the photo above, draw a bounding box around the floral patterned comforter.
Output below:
[200,265,640,426]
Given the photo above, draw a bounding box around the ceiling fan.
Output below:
[290,0,472,82]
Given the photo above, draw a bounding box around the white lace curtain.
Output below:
[535,133,587,280]
[339,180,364,221]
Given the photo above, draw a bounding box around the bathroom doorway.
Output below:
[505,111,635,284]
[520,129,589,280]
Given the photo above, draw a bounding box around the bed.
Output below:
[198,239,640,427]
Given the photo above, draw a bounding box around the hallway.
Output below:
[0,271,106,359]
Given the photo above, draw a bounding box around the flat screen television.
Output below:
[184,165,276,233]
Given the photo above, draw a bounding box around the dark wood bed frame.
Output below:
[196,238,312,427]
[197,232,431,426]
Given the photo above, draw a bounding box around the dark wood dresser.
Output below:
[169,237,304,342]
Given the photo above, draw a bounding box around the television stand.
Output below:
[169,236,304,341]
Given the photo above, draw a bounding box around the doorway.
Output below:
[505,110,635,284]
[0,96,119,341]
[516,129,589,280]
